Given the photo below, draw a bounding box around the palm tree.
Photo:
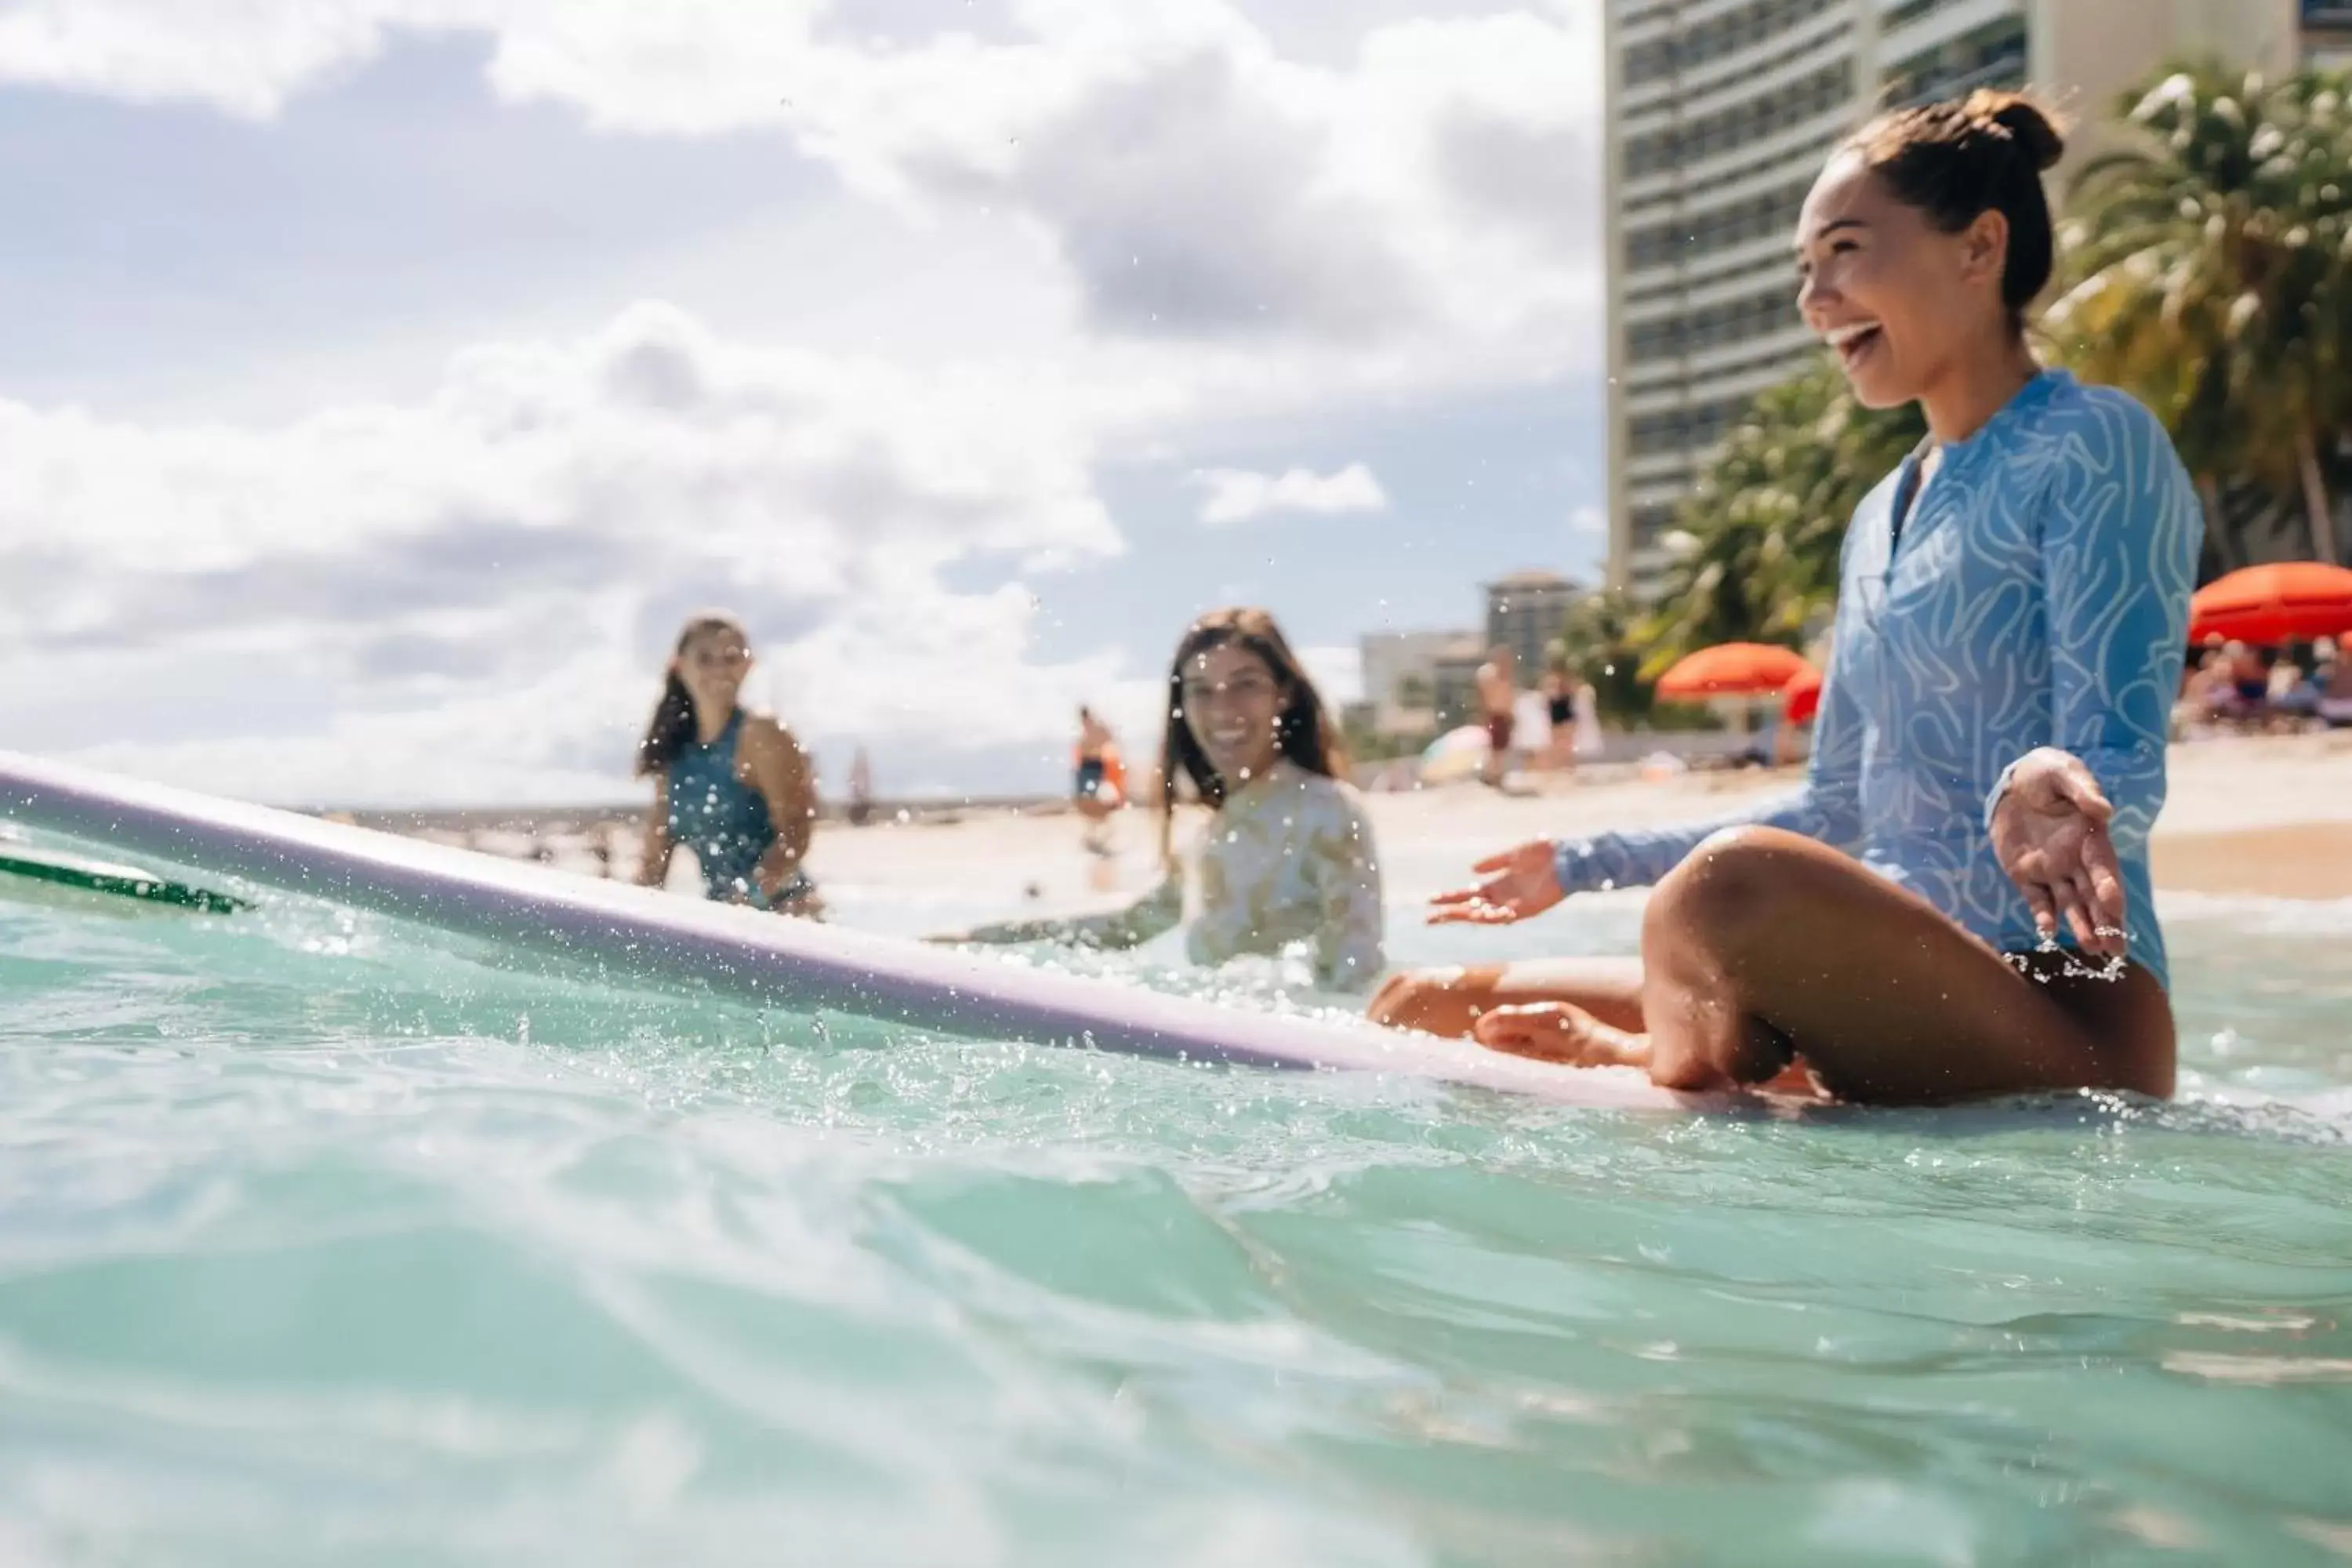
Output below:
[1640,361,1924,673]
[2052,63,2351,566]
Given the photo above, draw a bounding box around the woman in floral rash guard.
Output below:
[939,608,1385,993]
[1370,93,2200,1105]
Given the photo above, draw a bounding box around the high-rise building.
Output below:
[1359,630,1462,714]
[1602,0,2303,596]
[2307,2,2352,66]
[1483,569,1586,684]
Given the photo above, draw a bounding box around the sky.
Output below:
[0,0,1609,807]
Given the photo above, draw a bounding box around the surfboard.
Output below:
[0,840,250,915]
[0,749,1715,1112]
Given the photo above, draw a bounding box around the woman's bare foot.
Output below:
[1472,1003,1831,1100]
[1472,1002,1649,1069]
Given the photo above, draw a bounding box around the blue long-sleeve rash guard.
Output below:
[1557,370,2202,989]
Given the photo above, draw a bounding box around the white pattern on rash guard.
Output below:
[963,758,1385,991]
[1550,370,2201,988]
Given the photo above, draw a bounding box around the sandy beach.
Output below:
[492,731,2352,916]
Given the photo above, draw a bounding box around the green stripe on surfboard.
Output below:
[0,842,249,914]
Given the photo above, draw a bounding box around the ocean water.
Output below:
[1,840,2349,1566]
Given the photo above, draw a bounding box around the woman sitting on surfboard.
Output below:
[1370,91,2201,1106]
[635,612,823,917]
[940,608,1384,992]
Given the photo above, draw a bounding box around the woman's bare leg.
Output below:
[1635,828,2176,1103]
[1369,957,1825,1098]
[1367,957,1647,1036]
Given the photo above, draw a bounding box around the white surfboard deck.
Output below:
[0,750,1725,1112]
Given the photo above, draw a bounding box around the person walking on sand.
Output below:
[634,612,824,917]
[1477,648,1517,787]
[1367,92,2201,1107]
[935,608,1385,993]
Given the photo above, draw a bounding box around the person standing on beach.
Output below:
[1477,648,1517,787]
[1573,670,1604,765]
[936,608,1385,993]
[848,746,875,828]
[1541,655,1601,775]
[634,612,823,917]
[1368,92,2201,1106]
[1071,705,1129,854]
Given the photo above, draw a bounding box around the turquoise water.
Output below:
[1,843,2349,1566]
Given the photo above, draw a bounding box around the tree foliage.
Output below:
[1639,361,1923,675]
[1634,59,2352,682]
[2050,62,2352,565]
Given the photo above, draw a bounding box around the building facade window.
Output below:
[1623,0,1846,89]
[1629,395,1758,458]
[1483,574,1586,685]
[1626,178,1817,273]
[1884,17,2030,107]
[1624,61,1854,177]
[1627,284,1802,362]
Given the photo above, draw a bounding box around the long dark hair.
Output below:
[1846,89,2067,332]
[635,612,749,778]
[1157,607,1347,859]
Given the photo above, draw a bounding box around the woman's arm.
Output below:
[638,778,675,887]
[1982,399,2201,951]
[1433,525,1877,927]
[1548,622,1869,897]
[949,875,1183,950]
[741,717,818,898]
[1986,399,2203,858]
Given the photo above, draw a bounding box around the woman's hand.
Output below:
[1427,839,1565,926]
[1988,748,2127,957]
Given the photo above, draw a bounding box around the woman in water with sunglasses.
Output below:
[938,608,1384,993]
[1369,92,2201,1105]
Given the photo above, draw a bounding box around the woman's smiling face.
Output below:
[677,623,753,717]
[1179,640,1286,786]
[1795,151,2002,411]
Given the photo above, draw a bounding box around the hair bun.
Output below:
[1966,89,2067,172]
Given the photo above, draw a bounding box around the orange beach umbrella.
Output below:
[2189,562,2352,646]
[1655,642,1817,702]
[1782,666,1824,725]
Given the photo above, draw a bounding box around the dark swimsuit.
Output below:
[666,710,811,907]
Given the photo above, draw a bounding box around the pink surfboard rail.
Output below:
[0,749,1716,1112]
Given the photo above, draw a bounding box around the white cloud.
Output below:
[0,2,1603,357]
[1189,463,1387,528]
[0,299,1152,805]
[0,0,405,118]
[0,2,1613,801]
